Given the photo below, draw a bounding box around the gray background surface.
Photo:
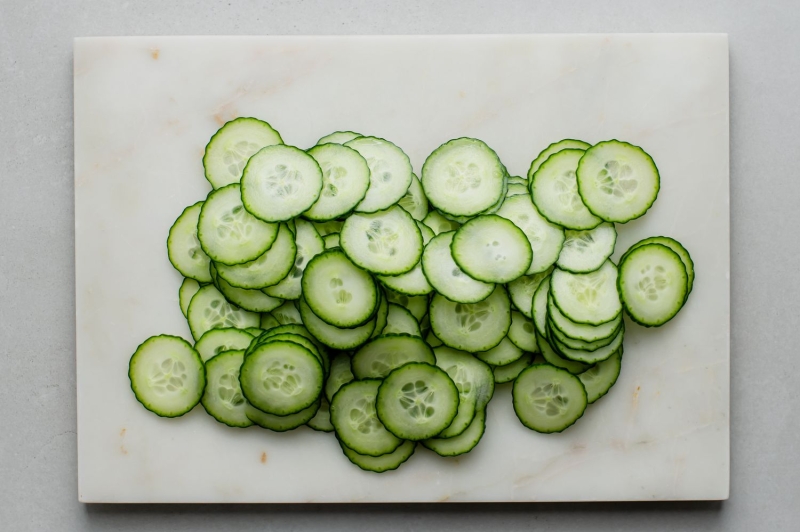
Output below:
[0,0,798,530]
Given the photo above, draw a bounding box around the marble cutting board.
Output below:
[74,34,729,503]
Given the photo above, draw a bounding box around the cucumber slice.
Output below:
[241,145,323,223]
[397,173,429,221]
[531,149,602,230]
[550,261,622,325]
[507,176,527,186]
[618,243,688,327]
[576,140,660,223]
[345,136,413,213]
[376,363,459,441]
[201,350,252,427]
[255,324,330,373]
[316,130,363,146]
[179,278,202,318]
[493,353,533,384]
[507,268,552,318]
[550,324,624,364]
[304,143,371,221]
[299,297,377,350]
[382,304,422,337]
[260,313,280,329]
[167,201,212,283]
[312,220,343,236]
[496,195,565,275]
[369,289,390,339]
[513,364,588,433]
[506,183,529,197]
[246,399,320,432]
[451,214,532,284]
[537,331,592,375]
[507,311,539,353]
[213,268,284,312]
[621,236,695,298]
[325,352,355,403]
[352,335,435,380]
[433,346,494,437]
[239,340,323,416]
[323,233,340,249]
[271,300,303,325]
[556,222,617,274]
[257,333,326,375]
[422,409,486,457]
[375,222,434,297]
[384,289,428,322]
[214,223,297,289]
[475,337,524,366]
[331,379,403,456]
[197,184,280,266]
[340,205,423,275]
[429,287,511,353]
[302,249,378,328]
[421,231,494,304]
[579,348,622,403]
[195,327,254,362]
[307,397,334,432]
[262,219,324,300]
[547,290,622,343]
[187,285,260,341]
[531,275,551,338]
[128,335,205,418]
[339,439,416,473]
[203,117,283,189]
[422,210,461,235]
[421,137,505,217]
[527,139,591,179]
[547,320,618,351]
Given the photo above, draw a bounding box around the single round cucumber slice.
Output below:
[579,348,622,403]
[507,268,552,318]
[352,335,435,380]
[451,214,532,284]
[262,219,324,300]
[214,269,283,313]
[167,201,212,283]
[421,231,495,304]
[197,184,280,266]
[128,335,205,418]
[507,311,539,352]
[513,364,588,433]
[299,297,377,350]
[433,346,494,437]
[576,140,660,223]
[551,324,624,364]
[493,353,533,384]
[618,243,688,327]
[302,249,378,328]
[422,408,486,457]
[397,173,429,221]
[537,331,592,375]
[547,289,622,342]
[187,285,260,341]
[307,396,334,432]
[475,336,524,366]
[532,275,551,338]
[203,117,283,189]
[331,379,403,456]
[241,145,323,222]
[531,149,602,230]
[304,143,370,221]
[421,137,505,217]
[620,236,695,299]
[422,210,461,235]
[527,139,592,179]
[556,222,617,273]
[384,289,428,322]
[325,352,355,403]
[496,195,565,275]
[201,350,251,427]
[239,340,323,415]
[246,399,320,432]
[316,130,362,146]
[429,287,511,353]
[179,277,203,318]
[339,439,416,473]
[271,300,303,325]
[550,261,622,325]
[214,223,297,289]
[345,136,413,213]
[195,327,254,362]
[340,205,423,276]
[382,304,422,337]
[376,363,459,441]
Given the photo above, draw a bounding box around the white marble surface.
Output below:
[74,34,729,503]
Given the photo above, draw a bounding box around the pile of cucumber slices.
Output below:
[128,118,694,473]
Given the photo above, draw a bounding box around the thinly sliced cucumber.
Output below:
[323,233,340,249]
[271,300,303,325]
[214,223,297,289]
[312,220,343,236]
[187,285,260,341]
[239,340,323,415]
[547,320,618,351]
[340,205,423,275]
[621,236,695,298]
[532,275,551,338]
[429,287,511,353]
[307,397,334,432]
[451,214,532,284]
[513,364,588,433]
[496,195,565,274]
[195,327,254,362]
[579,348,622,403]
[507,311,539,352]
[339,439,416,473]
[506,183,529,197]
[422,210,461,235]
[316,130,362,146]
[260,313,280,329]
[214,268,284,312]
[302,249,378,328]
[576,140,660,223]
[246,399,320,432]
[128,335,205,418]
[167,201,212,283]
[345,136,413,213]
[304,143,370,221]
[325,352,355,403]
[241,145,323,223]
[421,137,505,217]
[263,219,324,300]
[255,324,330,374]
[384,289,428,322]
[421,231,494,304]
[179,278,202,318]
[547,291,622,342]
[352,335,435,380]
[507,176,527,186]
[257,333,325,375]
[201,350,251,427]
[398,173,429,221]
[197,184,280,266]
[299,297,377,350]
[382,304,422,337]
[475,337,524,366]
[422,409,486,457]
[618,243,688,327]
[550,261,621,325]
[537,331,592,375]
[203,117,283,189]
[527,138,591,179]
[376,363,459,441]
[551,324,624,364]
[507,268,552,318]
[433,346,494,437]
[331,379,403,456]
[556,222,617,273]
[369,290,390,339]
[374,223,434,296]
[531,149,602,230]
[493,353,533,384]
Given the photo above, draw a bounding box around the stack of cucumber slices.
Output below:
[129,118,695,473]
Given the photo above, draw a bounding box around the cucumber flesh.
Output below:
[618,243,688,327]
[201,350,252,427]
[513,364,588,433]
[451,214,532,284]
[203,117,283,189]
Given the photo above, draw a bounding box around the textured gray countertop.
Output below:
[1,0,798,530]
